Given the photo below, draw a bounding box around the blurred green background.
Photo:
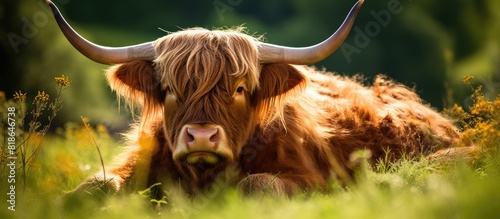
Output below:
[1,0,499,131]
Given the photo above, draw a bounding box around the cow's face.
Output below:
[155,29,260,169]
[107,28,306,170]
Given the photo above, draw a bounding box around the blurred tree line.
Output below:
[1,0,499,130]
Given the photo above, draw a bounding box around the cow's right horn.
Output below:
[46,0,155,64]
[258,0,364,65]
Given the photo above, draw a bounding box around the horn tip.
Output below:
[45,0,52,5]
[356,0,364,7]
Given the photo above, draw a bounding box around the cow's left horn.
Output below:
[258,0,364,65]
[46,0,155,64]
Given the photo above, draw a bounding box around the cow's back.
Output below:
[304,67,460,164]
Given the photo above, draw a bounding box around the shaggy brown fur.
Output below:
[75,27,466,198]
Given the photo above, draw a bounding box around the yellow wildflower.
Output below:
[97,124,108,134]
[13,90,27,101]
[81,117,90,125]
[35,91,49,102]
[463,75,474,85]
[55,74,71,87]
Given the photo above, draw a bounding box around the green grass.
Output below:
[3,146,500,219]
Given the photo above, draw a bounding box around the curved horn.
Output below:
[46,0,155,64]
[258,0,364,65]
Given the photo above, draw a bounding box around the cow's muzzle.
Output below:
[173,124,233,165]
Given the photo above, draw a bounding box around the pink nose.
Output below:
[173,125,233,164]
[185,128,220,149]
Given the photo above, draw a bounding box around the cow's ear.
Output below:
[106,60,162,106]
[253,64,307,126]
[257,63,306,99]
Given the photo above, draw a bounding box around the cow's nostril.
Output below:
[185,129,195,143]
[209,129,220,143]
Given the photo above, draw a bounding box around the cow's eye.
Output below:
[233,81,247,97]
[236,86,245,94]
[235,84,247,96]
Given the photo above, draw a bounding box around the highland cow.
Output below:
[47,0,471,198]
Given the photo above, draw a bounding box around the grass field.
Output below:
[1,77,499,219]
